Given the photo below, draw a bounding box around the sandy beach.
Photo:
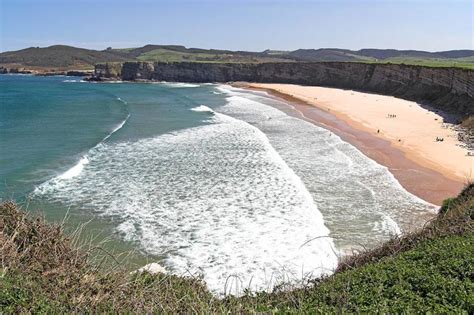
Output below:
[242,83,472,205]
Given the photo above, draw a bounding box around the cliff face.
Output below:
[94,62,474,118]
[94,62,123,78]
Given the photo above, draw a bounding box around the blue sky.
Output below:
[0,0,472,52]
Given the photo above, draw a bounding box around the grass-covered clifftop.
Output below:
[1,184,472,313]
[1,44,473,71]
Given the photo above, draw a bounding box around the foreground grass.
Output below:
[233,234,473,313]
[1,184,472,313]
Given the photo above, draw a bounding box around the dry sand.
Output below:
[242,83,473,205]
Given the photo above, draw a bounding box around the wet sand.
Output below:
[239,83,470,206]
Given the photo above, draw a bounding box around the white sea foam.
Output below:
[190,105,214,113]
[33,106,339,295]
[161,82,200,88]
[44,111,130,183]
[116,97,127,104]
[4,73,33,76]
[215,85,437,246]
[380,215,402,237]
[33,84,437,296]
[56,156,89,180]
[62,79,87,83]
[102,114,130,142]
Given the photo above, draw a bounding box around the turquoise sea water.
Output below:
[0,74,436,294]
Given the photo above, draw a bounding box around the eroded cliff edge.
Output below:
[92,62,474,121]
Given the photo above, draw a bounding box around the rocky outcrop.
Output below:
[93,62,123,79]
[2,67,34,74]
[66,70,93,77]
[121,62,155,80]
[37,71,67,76]
[93,61,474,119]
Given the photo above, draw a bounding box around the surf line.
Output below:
[51,98,131,181]
[102,113,131,142]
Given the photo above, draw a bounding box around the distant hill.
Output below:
[277,48,474,69]
[113,45,291,63]
[286,49,372,61]
[286,48,474,62]
[1,44,473,70]
[0,45,131,69]
[358,49,474,60]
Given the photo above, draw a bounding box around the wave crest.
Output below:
[190,105,214,113]
[33,104,338,295]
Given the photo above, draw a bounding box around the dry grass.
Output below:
[0,201,220,313]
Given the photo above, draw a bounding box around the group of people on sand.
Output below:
[387,114,397,118]
[375,129,401,142]
[435,137,444,142]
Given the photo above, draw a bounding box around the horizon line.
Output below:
[2,43,474,54]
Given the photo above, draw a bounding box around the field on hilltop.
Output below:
[1,44,473,70]
[0,45,131,70]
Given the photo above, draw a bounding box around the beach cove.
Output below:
[242,83,472,206]
[1,75,441,294]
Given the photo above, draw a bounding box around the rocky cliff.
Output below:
[94,62,123,78]
[93,61,474,119]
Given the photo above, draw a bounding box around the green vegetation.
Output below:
[1,44,473,70]
[0,45,131,70]
[136,48,290,63]
[282,48,474,69]
[368,57,474,69]
[0,184,472,313]
[234,234,473,313]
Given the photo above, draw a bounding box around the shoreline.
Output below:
[239,83,469,206]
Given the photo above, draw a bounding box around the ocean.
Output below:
[0,74,436,294]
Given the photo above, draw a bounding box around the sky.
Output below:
[0,0,472,52]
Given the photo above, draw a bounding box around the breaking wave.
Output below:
[56,156,89,180]
[63,79,86,83]
[160,82,201,88]
[216,85,437,246]
[190,105,214,113]
[102,113,130,142]
[41,99,130,182]
[31,84,436,295]
[32,102,338,295]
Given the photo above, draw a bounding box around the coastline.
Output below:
[238,83,470,206]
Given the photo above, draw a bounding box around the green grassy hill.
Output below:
[367,56,474,69]
[1,44,473,70]
[1,184,472,313]
[132,47,291,63]
[284,48,474,69]
[0,45,131,70]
